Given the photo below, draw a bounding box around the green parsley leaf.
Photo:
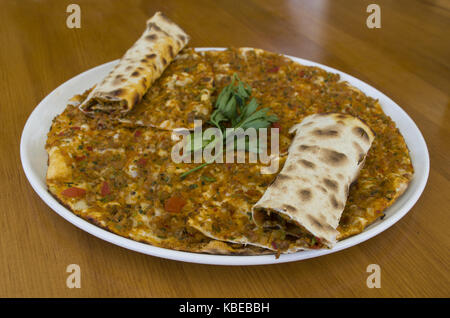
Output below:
[180,73,278,178]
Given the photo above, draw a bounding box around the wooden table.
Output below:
[1,0,448,298]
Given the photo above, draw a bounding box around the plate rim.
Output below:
[20,47,430,265]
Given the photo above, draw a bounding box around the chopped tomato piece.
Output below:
[272,122,281,129]
[134,130,142,137]
[267,66,279,73]
[164,196,187,213]
[101,181,111,196]
[62,187,86,198]
[136,158,147,167]
[71,126,80,130]
[86,146,93,151]
[75,155,86,161]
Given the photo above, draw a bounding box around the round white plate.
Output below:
[20,48,429,265]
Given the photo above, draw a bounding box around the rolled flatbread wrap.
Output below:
[252,113,375,248]
[80,12,190,114]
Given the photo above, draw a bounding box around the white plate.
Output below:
[20,48,429,265]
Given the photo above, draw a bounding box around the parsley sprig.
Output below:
[210,74,278,130]
[180,74,278,179]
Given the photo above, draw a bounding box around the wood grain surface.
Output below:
[1,0,449,298]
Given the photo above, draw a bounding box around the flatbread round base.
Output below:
[46,48,413,255]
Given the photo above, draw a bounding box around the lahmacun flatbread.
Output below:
[46,19,413,255]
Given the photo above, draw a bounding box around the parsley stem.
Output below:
[180,162,211,179]
[180,146,224,179]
